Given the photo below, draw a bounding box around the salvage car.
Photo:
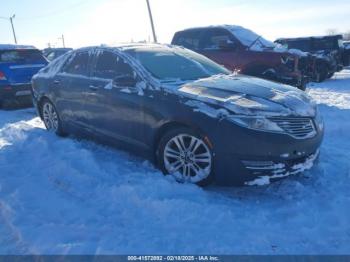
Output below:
[343,41,350,67]
[171,25,311,90]
[0,44,48,108]
[32,44,324,186]
[276,35,346,82]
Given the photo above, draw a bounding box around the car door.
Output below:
[53,50,93,129]
[87,50,147,150]
[199,28,244,71]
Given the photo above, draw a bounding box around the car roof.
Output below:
[0,44,37,50]
[74,43,179,53]
[174,25,275,48]
[43,48,73,51]
[177,24,245,31]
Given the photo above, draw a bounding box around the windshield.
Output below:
[224,26,275,49]
[126,47,230,82]
[0,49,47,64]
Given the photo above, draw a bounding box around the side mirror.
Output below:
[218,40,236,50]
[113,75,137,87]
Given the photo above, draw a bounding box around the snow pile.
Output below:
[307,70,350,109]
[185,100,230,118]
[0,71,350,254]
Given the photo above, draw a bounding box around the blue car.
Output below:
[32,44,324,186]
[0,44,48,108]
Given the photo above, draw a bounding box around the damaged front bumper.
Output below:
[262,68,308,90]
[243,150,320,186]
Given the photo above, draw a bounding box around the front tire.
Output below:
[157,127,214,186]
[315,64,328,82]
[40,99,65,136]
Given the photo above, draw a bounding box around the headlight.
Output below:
[227,116,284,132]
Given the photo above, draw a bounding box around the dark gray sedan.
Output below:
[31,44,324,186]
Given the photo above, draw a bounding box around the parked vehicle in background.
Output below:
[171,25,311,90]
[32,44,324,186]
[0,44,48,108]
[343,41,350,67]
[43,48,73,61]
[275,35,347,82]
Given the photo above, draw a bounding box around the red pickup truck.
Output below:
[171,25,311,90]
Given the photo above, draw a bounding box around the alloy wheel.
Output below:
[163,134,212,183]
[42,102,59,132]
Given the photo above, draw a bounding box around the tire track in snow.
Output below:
[0,200,34,254]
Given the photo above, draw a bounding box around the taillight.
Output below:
[0,71,7,80]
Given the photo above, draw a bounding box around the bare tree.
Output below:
[343,31,350,41]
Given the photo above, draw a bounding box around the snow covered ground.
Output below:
[0,70,350,255]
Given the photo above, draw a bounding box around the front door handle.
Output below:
[53,80,60,85]
[89,85,99,91]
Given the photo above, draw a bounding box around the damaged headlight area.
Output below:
[281,55,296,72]
[227,115,284,133]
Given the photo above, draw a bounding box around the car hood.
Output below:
[177,74,316,117]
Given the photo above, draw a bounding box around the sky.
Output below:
[0,0,349,49]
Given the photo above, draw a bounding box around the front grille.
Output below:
[268,116,316,139]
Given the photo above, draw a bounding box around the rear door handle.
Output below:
[53,80,60,85]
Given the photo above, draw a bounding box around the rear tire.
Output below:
[157,127,214,186]
[298,80,307,91]
[327,72,335,79]
[40,99,66,136]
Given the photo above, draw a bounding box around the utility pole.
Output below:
[9,14,17,44]
[58,35,65,48]
[146,0,157,43]
[0,14,17,44]
[61,34,65,48]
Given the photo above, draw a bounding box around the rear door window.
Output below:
[201,28,235,50]
[0,49,47,63]
[63,52,90,76]
[93,51,134,79]
[173,30,202,50]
